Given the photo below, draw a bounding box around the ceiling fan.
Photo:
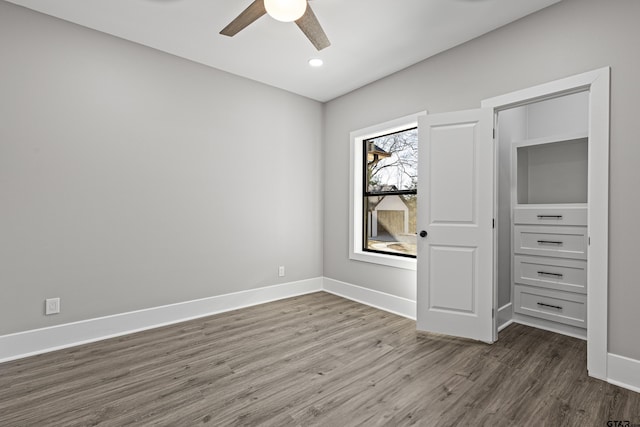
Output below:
[220,0,330,51]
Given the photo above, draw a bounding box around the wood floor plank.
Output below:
[0,291,638,426]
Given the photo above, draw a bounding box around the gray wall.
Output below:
[323,0,640,360]
[3,0,639,362]
[0,1,323,335]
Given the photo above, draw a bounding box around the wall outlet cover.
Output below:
[45,298,60,315]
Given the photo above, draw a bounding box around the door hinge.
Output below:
[492,219,495,229]
[588,236,591,245]
[492,308,495,318]
[493,128,496,139]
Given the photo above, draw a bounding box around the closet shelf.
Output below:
[512,131,588,148]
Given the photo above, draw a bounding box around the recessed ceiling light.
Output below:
[308,58,324,67]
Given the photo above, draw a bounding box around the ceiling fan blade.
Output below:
[295,4,330,51]
[220,0,267,37]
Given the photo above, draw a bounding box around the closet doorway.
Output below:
[416,67,610,381]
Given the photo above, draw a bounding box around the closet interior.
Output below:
[497,90,590,339]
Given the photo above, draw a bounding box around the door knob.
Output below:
[419,230,428,238]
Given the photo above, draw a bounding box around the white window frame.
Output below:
[349,112,426,270]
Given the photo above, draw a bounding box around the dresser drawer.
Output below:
[514,285,586,328]
[513,206,587,226]
[514,255,586,294]
[513,226,587,260]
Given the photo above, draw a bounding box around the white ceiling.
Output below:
[5,0,561,102]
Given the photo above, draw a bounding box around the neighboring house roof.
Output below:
[367,143,392,164]
[368,193,412,211]
[368,184,399,193]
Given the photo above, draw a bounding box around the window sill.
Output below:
[350,250,416,270]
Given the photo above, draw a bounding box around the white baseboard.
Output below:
[322,277,416,320]
[0,277,323,363]
[511,315,587,341]
[608,353,640,394]
[12,275,637,396]
[498,320,514,333]
[497,303,513,332]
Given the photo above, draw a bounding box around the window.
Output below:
[349,112,425,270]
[363,128,418,257]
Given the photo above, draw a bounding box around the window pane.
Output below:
[363,127,418,257]
[364,194,417,257]
[365,128,418,193]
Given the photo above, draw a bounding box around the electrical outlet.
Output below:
[45,298,60,315]
[278,266,285,277]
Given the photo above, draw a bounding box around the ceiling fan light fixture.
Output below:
[264,0,307,22]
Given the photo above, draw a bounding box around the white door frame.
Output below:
[481,67,610,380]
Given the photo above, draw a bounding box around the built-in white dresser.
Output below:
[511,133,588,333]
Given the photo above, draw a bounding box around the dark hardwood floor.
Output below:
[1,291,638,426]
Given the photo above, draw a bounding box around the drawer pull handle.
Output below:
[537,215,563,219]
[537,240,563,245]
[537,271,564,278]
[537,302,563,310]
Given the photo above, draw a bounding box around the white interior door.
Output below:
[416,108,495,343]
